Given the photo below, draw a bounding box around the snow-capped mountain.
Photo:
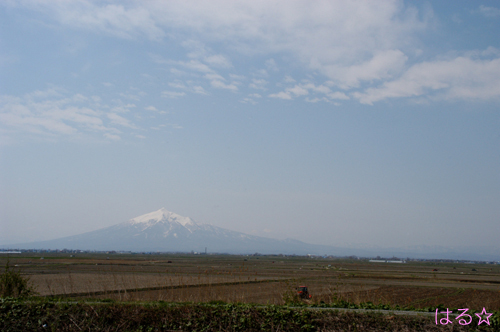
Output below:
[3,208,499,260]
[5,208,349,255]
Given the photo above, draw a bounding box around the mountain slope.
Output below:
[5,208,351,255]
[5,208,497,260]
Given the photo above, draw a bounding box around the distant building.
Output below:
[369,259,406,263]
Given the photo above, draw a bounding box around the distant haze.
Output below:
[1,1,499,255]
[3,208,499,261]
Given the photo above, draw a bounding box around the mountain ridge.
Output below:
[2,208,499,261]
[3,208,347,255]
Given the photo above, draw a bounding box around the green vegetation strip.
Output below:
[3,298,496,332]
[43,278,284,299]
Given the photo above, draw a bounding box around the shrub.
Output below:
[0,260,37,298]
[281,281,302,305]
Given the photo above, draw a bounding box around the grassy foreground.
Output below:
[1,298,497,332]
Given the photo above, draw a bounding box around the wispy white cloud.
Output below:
[205,73,225,81]
[254,69,268,77]
[204,54,232,68]
[107,112,136,128]
[180,60,213,73]
[153,51,238,93]
[151,54,214,75]
[169,123,183,129]
[104,133,121,141]
[265,58,278,72]
[269,91,292,100]
[167,80,209,96]
[170,68,187,76]
[192,86,208,95]
[241,93,262,104]
[328,92,349,100]
[152,123,183,130]
[323,50,408,89]
[13,1,500,105]
[110,104,135,114]
[249,79,268,90]
[229,74,246,81]
[182,40,232,68]
[287,85,309,96]
[0,89,151,142]
[143,1,426,91]
[19,1,423,98]
[210,80,238,91]
[305,97,327,103]
[477,5,500,18]
[118,92,144,101]
[269,82,349,101]
[241,98,257,105]
[17,1,165,41]
[353,56,500,104]
[168,82,187,89]
[25,87,65,100]
[161,91,186,98]
[144,105,166,114]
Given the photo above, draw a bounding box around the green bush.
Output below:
[0,261,37,298]
[1,300,486,332]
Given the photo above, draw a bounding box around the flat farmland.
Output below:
[3,253,500,310]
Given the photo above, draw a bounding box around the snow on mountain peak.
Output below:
[129,208,196,227]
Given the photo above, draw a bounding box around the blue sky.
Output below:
[1,1,499,252]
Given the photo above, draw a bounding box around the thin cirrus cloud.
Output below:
[210,80,238,91]
[478,5,500,18]
[21,0,165,41]
[107,112,136,129]
[322,50,409,90]
[353,56,500,104]
[152,53,237,93]
[249,79,268,90]
[167,81,208,96]
[161,91,186,99]
[7,1,500,104]
[269,82,349,101]
[0,89,143,140]
[32,2,423,76]
[163,81,209,96]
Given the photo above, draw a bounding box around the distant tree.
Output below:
[0,260,37,298]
